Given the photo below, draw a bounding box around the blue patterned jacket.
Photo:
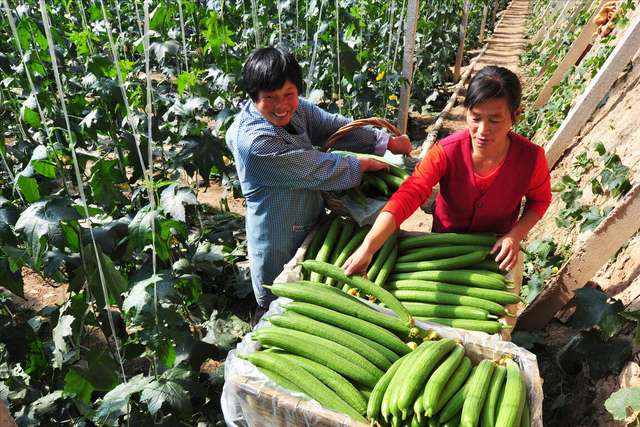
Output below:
[226,97,387,307]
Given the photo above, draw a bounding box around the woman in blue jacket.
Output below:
[226,46,412,324]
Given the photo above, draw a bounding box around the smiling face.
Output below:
[254,79,299,127]
[466,97,521,152]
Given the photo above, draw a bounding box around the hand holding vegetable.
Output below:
[387,135,413,155]
[357,157,391,173]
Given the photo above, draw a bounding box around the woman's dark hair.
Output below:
[243,46,304,102]
[464,66,522,122]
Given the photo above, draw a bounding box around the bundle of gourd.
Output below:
[321,118,411,209]
[592,1,623,38]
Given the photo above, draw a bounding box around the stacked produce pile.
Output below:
[327,151,411,209]
[302,216,522,334]
[242,274,531,426]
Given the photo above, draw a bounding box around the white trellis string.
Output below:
[132,0,144,38]
[38,0,127,380]
[251,0,261,47]
[75,0,95,56]
[277,0,283,45]
[391,0,407,73]
[385,0,395,76]
[306,0,327,98]
[177,0,190,74]
[143,1,161,344]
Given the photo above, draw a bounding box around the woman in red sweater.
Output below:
[343,66,551,274]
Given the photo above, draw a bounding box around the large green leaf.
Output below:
[579,205,613,233]
[140,367,205,416]
[160,184,197,222]
[147,334,177,368]
[574,329,632,379]
[573,287,625,339]
[605,387,640,420]
[0,256,25,298]
[64,347,119,403]
[52,314,76,369]
[620,310,640,345]
[128,205,162,249]
[88,159,129,210]
[92,374,153,421]
[20,93,41,128]
[175,133,229,187]
[15,198,83,264]
[0,322,47,379]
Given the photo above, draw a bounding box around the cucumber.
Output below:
[269,349,368,415]
[327,220,356,266]
[519,384,530,427]
[441,412,462,427]
[422,343,466,414]
[368,229,400,283]
[331,150,411,179]
[392,250,488,272]
[300,259,416,329]
[368,352,413,423]
[385,280,523,305]
[257,367,304,393]
[326,225,372,287]
[388,290,510,317]
[396,245,494,263]
[267,312,392,370]
[414,318,512,334]
[465,259,506,273]
[362,172,390,196]
[495,359,526,427]
[267,281,371,310]
[439,366,475,423]
[387,270,507,291]
[461,359,496,427]
[401,302,496,321]
[283,301,411,356]
[252,326,380,388]
[345,186,367,208]
[310,217,342,282]
[374,242,399,288]
[243,350,367,423]
[480,363,507,427]
[341,329,400,364]
[305,217,334,261]
[396,339,457,416]
[398,233,499,251]
[267,281,413,336]
[372,170,407,190]
[430,356,472,417]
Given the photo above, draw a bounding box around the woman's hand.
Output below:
[342,246,375,278]
[491,235,520,271]
[387,135,412,155]
[358,157,390,173]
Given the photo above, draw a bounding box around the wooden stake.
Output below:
[545,9,640,168]
[396,0,420,134]
[479,5,489,44]
[453,0,471,84]
[517,182,640,330]
[531,1,565,45]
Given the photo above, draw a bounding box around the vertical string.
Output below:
[277,0,283,45]
[391,0,407,73]
[177,0,190,74]
[306,0,327,98]
[38,0,127,380]
[251,0,261,48]
[335,0,341,103]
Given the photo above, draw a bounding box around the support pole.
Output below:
[479,5,489,44]
[396,0,420,134]
[453,0,471,84]
[545,9,640,168]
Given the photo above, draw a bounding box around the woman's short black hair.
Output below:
[464,66,522,122]
[243,46,304,102]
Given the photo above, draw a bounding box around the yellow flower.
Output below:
[376,71,384,81]
[333,93,338,99]
[223,156,231,165]
[552,267,559,274]
[389,94,398,101]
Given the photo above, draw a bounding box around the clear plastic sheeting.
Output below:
[221,222,543,427]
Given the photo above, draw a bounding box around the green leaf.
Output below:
[141,367,205,416]
[147,334,176,368]
[594,141,606,156]
[0,256,25,298]
[86,54,116,79]
[160,184,197,222]
[128,205,162,249]
[64,347,119,403]
[573,287,625,338]
[579,205,613,233]
[620,310,640,345]
[52,314,75,369]
[575,329,632,378]
[88,159,129,210]
[15,199,82,264]
[510,330,546,350]
[93,374,153,421]
[0,322,48,379]
[605,387,640,420]
[16,175,40,203]
[20,93,42,128]
[552,333,582,376]
[176,134,229,188]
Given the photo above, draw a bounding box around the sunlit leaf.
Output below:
[52,314,75,368]
[20,93,41,128]
[160,184,197,222]
[93,374,153,421]
[605,387,640,420]
[128,205,162,248]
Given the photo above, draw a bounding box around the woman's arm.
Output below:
[491,209,541,271]
[342,212,398,277]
